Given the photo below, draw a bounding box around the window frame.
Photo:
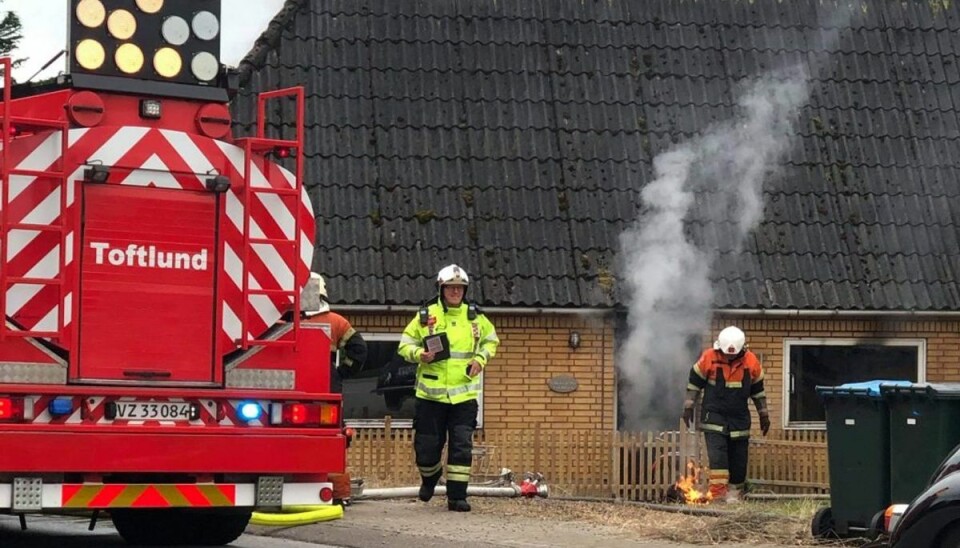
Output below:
[343,332,484,429]
[781,337,926,430]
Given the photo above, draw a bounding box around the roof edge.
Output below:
[237,0,307,86]
[336,304,612,316]
[715,308,960,317]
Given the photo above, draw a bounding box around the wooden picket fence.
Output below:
[347,420,829,500]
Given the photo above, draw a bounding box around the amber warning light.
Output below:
[70,0,221,85]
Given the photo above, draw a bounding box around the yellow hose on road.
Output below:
[250,504,344,526]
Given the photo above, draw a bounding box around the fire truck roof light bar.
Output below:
[70,0,222,87]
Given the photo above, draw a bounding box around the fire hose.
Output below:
[354,471,548,500]
[250,504,344,526]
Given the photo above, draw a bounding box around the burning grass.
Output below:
[469,497,867,546]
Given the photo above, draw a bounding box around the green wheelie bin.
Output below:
[882,383,960,504]
[814,381,909,538]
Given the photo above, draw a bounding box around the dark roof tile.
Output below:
[235,0,960,310]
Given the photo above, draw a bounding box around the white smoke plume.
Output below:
[617,65,812,431]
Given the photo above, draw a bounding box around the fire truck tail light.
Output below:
[270,402,340,427]
[319,487,333,502]
[286,403,309,425]
[0,397,25,421]
[319,403,339,426]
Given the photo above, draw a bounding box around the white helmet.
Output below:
[301,272,330,316]
[714,326,746,355]
[437,264,469,287]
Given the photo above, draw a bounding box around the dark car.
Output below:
[865,442,960,548]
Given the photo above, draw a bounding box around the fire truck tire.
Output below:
[111,508,251,546]
[250,504,344,526]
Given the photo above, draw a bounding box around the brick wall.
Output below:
[347,311,617,432]
[342,311,959,436]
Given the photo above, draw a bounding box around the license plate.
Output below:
[111,401,195,421]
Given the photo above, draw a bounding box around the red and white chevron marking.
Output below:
[0,128,314,352]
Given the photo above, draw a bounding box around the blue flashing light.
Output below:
[238,402,262,421]
[48,397,74,416]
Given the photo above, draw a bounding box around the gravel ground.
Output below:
[249,497,863,547]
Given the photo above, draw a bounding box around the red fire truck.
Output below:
[0,0,345,544]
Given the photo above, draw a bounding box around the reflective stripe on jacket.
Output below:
[687,348,764,438]
[304,311,367,369]
[398,301,499,404]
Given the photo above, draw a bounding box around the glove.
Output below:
[758,411,771,436]
[682,400,694,428]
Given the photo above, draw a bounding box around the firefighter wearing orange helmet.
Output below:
[398,264,499,512]
[682,326,769,503]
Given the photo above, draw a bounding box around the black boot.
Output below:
[447,499,471,512]
[418,473,441,502]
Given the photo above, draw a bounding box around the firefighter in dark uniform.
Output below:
[682,326,770,503]
[398,264,500,512]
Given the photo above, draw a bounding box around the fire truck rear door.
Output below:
[77,184,218,385]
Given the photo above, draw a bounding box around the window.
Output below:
[784,338,924,428]
[342,333,484,428]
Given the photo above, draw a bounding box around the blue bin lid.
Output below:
[880,382,960,399]
[816,380,913,398]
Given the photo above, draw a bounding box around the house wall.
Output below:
[343,312,957,435]
[712,316,960,432]
[347,311,617,432]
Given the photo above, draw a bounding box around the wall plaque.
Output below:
[547,374,579,394]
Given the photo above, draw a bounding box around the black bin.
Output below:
[814,381,907,538]
[882,383,960,504]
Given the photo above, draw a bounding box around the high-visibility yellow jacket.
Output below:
[398,301,499,404]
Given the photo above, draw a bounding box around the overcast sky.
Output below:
[3,0,285,81]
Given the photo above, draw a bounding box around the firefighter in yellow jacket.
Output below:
[398,264,499,512]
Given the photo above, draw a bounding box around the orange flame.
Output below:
[674,460,713,505]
